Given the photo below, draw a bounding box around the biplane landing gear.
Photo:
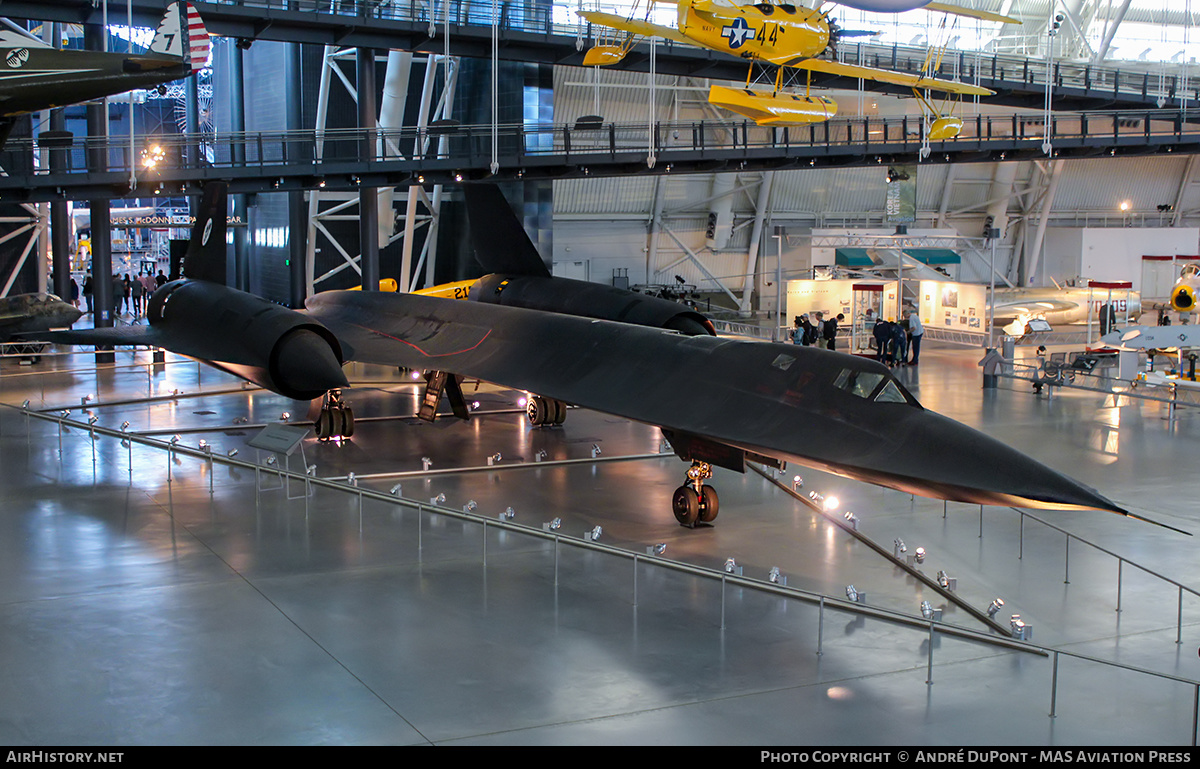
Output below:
[526,395,566,427]
[314,390,354,441]
[672,461,718,528]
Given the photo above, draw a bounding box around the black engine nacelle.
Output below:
[147,280,348,400]
[469,274,716,336]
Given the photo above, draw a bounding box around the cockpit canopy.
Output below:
[1181,264,1200,280]
[832,366,921,407]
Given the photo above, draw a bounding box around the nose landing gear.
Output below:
[672,461,718,527]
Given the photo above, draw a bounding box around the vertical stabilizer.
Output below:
[179,183,228,285]
[149,2,210,72]
[464,185,551,277]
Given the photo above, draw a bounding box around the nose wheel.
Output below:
[672,462,718,527]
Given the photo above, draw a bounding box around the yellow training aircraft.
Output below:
[578,0,1019,135]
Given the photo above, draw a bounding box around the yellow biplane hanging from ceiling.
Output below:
[577,0,1020,137]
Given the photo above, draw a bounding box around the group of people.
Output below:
[870,309,923,366]
[790,311,843,350]
[77,270,169,316]
[789,306,925,366]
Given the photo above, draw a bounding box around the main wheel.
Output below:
[340,406,355,438]
[672,486,700,527]
[315,410,332,440]
[699,486,719,523]
[526,396,548,426]
[551,399,567,425]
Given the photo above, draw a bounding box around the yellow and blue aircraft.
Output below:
[578,0,1019,134]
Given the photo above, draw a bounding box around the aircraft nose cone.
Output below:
[1172,285,1195,312]
[898,412,1127,514]
[273,329,348,400]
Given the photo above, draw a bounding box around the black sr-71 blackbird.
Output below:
[35,182,1176,532]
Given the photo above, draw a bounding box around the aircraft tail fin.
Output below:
[179,183,228,285]
[464,185,551,277]
[149,2,210,73]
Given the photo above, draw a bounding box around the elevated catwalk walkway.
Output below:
[5,107,1200,201]
[17,0,1197,112]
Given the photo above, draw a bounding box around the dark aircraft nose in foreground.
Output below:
[880,410,1128,514]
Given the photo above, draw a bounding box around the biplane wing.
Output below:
[918,2,1022,25]
[577,10,694,46]
[792,58,994,97]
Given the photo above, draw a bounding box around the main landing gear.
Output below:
[314,390,354,441]
[526,394,567,427]
[672,461,718,527]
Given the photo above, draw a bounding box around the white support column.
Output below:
[1025,160,1063,285]
[739,172,774,316]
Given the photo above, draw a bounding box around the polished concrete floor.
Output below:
[1,341,1200,745]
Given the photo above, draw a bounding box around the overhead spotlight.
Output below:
[914,546,926,563]
[430,492,445,504]
[487,452,502,466]
[307,464,318,476]
[545,517,562,531]
[421,456,432,470]
[266,455,277,465]
[88,415,98,426]
[588,525,603,541]
[920,600,941,621]
[650,543,667,555]
[501,506,516,520]
[463,500,477,512]
[350,175,361,187]
[843,511,858,530]
[273,178,283,189]
[808,490,823,504]
[1010,614,1031,640]
[893,538,907,557]
[936,570,951,589]
[822,496,840,512]
[120,421,130,431]
[280,411,291,421]
[591,443,602,458]
[227,449,238,458]
[987,598,1005,618]
[417,174,425,184]
[390,483,403,495]
[768,566,782,584]
[792,475,804,491]
[21,400,29,409]
[724,557,738,573]
[170,434,181,445]
[59,409,70,418]
[317,179,327,188]
[454,172,463,182]
[347,472,357,485]
[846,585,858,602]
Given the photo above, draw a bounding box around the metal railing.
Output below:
[10,107,1200,186]
[11,395,1200,744]
[176,0,1197,106]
